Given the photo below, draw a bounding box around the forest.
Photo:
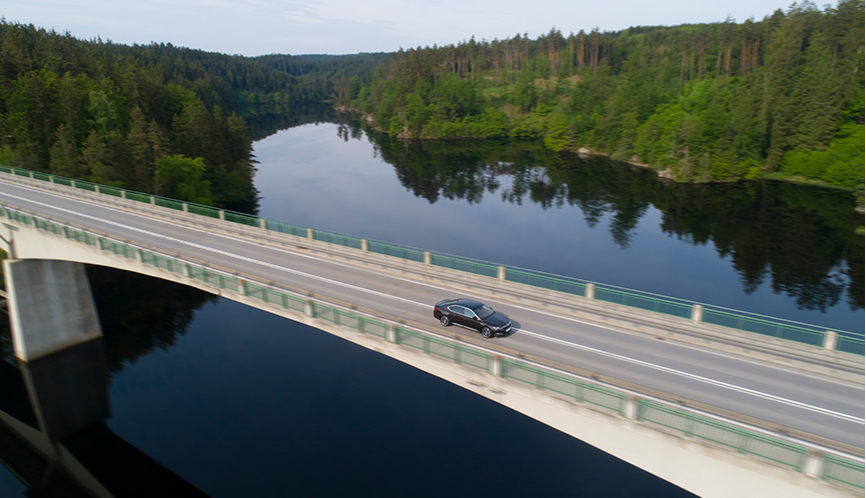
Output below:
[0,1,863,201]
[350,1,864,187]
[0,20,339,210]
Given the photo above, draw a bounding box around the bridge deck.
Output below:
[0,179,862,454]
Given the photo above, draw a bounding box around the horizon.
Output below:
[3,0,801,57]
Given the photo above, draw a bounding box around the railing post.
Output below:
[823,331,838,351]
[803,451,824,479]
[182,202,188,213]
[28,171,33,179]
[306,228,314,240]
[490,355,502,377]
[94,185,99,194]
[497,266,506,281]
[691,304,703,322]
[423,251,432,265]
[386,324,397,343]
[360,239,368,252]
[304,299,315,317]
[585,283,595,299]
[49,175,54,184]
[625,396,640,420]
[218,210,225,221]
[259,218,267,230]
[120,190,126,199]
[71,179,76,188]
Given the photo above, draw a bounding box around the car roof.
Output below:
[454,298,485,309]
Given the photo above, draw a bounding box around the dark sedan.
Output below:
[433,298,512,338]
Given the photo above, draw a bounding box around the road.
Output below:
[0,180,862,450]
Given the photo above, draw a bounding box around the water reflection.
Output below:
[347,126,862,314]
[0,335,210,497]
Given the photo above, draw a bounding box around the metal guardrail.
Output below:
[1,203,863,491]
[0,164,862,357]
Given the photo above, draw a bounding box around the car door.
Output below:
[461,307,482,331]
[448,305,469,327]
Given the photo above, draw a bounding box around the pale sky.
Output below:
[4,0,794,56]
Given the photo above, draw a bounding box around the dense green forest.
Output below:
[351,1,864,188]
[0,20,335,209]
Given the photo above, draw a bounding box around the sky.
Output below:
[4,0,795,57]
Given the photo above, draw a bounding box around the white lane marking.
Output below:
[0,191,426,309]
[518,329,865,425]
[1,187,863,425]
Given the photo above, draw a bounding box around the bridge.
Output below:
[0,166,863,497]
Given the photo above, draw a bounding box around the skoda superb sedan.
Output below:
[433,298,512,338]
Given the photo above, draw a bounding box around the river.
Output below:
[0,109,862,496]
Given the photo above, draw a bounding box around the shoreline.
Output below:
[333,106,865,202]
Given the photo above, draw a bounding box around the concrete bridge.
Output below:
[0,170,863,497]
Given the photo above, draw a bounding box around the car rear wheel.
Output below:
[481,326,493,339]
[440,315,451,326]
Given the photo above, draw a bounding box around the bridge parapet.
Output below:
[0,202,863,496]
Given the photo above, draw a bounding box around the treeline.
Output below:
[352,1,865,187]
[0,21,327,209]
[253,52,387,102]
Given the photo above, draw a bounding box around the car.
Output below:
[433,298,512,338]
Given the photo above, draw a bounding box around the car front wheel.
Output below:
[440,315,451,326]
[481,326,493,339]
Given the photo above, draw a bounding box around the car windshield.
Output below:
[475,305,495,319]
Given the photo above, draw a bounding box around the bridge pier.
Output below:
[4,259,109,442]
[5,259,103,362]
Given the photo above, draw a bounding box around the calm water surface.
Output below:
[253,119,863,332]
[1,114,861,496]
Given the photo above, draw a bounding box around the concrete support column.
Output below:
[691,304,704,322]
[306,228,314,240]
[218,210,225,221]
[497,266,506,281]
[625,395,640,420]
[386,324,397,344]
[585,283,595,300]
[360,239,368,252]
[423,251,432,265]
[182,203,188,213]
[5,259,103,362]
[823,331,838,351]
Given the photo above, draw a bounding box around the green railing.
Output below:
[395,327,492,372]
[823,454,865,489]
[1,201,864,490]
[501,359,626,415]
[639,400,809,471]
[0,164,861,356]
